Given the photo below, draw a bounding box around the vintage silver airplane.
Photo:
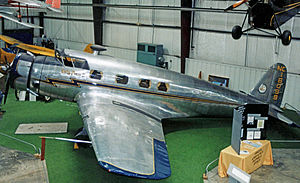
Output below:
[4,47,299,179]
[0,0,62,29]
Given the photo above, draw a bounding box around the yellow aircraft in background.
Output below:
[0,35,98,74]
[0,35,55,74]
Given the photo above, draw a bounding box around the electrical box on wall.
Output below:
[137,43,166,68]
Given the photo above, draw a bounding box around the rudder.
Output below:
[250,63,287,107]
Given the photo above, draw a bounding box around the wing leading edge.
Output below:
[76,92,171,179]
[0,12,43,29]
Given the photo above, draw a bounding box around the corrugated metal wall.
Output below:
[103,0,180,58]
[44,0,94,50]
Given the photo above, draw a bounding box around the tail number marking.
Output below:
[273,65,286,101]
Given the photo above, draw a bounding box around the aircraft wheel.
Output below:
[281,30,292,46]
[232,25,242,40]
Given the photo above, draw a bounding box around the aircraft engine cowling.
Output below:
[14,77,28,91]
[11,54,33,90]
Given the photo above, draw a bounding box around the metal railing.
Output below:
[0,132,39,154]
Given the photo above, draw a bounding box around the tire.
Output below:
[232,25,243,40]
[281,30,292,46]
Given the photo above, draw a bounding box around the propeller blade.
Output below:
[225,0,248,11]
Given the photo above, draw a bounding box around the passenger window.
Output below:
[63,57,73,67]
[157,82,169,92]
[90,70,102,80]
[116,75,128,84]
[139,79,151,88]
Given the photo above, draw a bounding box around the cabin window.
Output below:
[116,75,128,84]
[90,70,102,80]
[157,82,169,92]
[139,79,151,88]
[71,58,89,70]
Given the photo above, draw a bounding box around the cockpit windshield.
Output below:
[60,56,89,70]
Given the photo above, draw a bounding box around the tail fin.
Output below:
[45,0,61,9]
[250,63,287,107]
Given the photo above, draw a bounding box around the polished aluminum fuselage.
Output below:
[14,50,262,120]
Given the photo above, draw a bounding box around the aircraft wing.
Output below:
[16,44,55,57]
[76,92,171,179]
[0,35,55,57]
[0,12,43,29]
[0,35,23,45]
[271,3,300,28]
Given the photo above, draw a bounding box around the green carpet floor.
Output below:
[0,89,299,183]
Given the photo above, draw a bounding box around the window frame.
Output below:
[89,70,103,80]
[139,79,151,89]
[157,82,169,92]
[115,75,129,85]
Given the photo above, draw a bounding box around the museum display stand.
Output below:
[218,140,273,177]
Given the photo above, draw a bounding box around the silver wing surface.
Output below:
[76,92,171,179]
[0,12,43,29]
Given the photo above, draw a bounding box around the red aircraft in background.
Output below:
[0,0,62,29]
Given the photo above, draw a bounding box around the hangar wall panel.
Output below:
[43,0,94,50]
[103,0,181,56]
[104,47,137,62]
[186,58,300,109]
[104,46,181,72]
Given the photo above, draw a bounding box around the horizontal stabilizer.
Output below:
[269,106,300,128]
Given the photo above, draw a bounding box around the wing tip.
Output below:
[99,139,171,179]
